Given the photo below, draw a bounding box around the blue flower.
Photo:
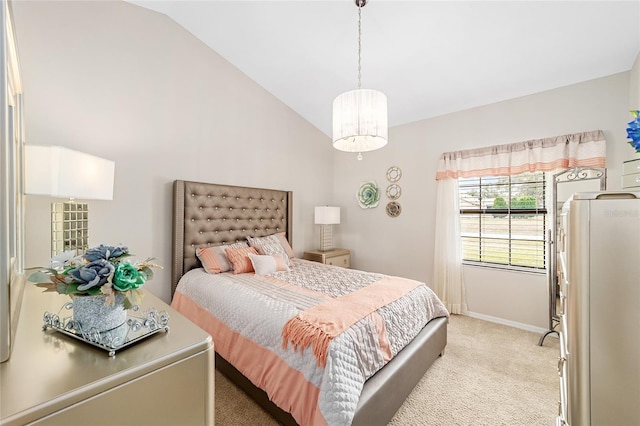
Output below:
[70,259,115,291]
[626,110,640,153]
[84,244,128,262]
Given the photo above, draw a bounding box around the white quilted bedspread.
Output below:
[174,259,448,425]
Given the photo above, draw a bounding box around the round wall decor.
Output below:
[357,181,380,209]
[386,166,402,182]
[386,201,402,217]
[386,184,401,200]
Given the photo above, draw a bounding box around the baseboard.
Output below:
[466,311,551,335]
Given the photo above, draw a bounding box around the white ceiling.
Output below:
[128,1,640,137]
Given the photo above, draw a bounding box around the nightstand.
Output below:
[303,248,351,268]
[1,283,214,425]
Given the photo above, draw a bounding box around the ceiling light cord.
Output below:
[357,3,362,90]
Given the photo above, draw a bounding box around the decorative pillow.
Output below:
[248,253,290,276]
[225,246,259,274]
[196,241,249,274]
[246,233,293,265]
[272,232,295,260]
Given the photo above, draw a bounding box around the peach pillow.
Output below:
[196,241,249,274]
[225,246,259,274]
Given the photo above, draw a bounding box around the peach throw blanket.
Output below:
[281,276,423,367]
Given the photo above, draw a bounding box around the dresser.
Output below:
[303,248,351,268]
[622,157,640,189]
[556,192,640,426]
[0,283,214,425]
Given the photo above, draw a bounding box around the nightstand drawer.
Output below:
[326,254,350,268]
[303,248,351,268]
[622,158,640,175]
[622,172,640,189]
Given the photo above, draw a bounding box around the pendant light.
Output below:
[332,0,388,161]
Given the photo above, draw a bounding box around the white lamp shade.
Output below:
[25,145,115,200]
[314,206,340,225]
[332,89,388,153]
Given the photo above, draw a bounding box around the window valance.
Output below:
[435,130,606,180]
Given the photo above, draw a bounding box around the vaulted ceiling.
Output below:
[128,1,640,137]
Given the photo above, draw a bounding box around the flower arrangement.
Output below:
[626,110,640,153]
[29,244,161,309]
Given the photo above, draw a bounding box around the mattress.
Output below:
[171,258,448,425]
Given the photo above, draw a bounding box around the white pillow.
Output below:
[248,253,290,276]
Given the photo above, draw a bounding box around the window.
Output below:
[459,171,547,271]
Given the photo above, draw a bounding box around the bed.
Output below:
[170,180,448,425]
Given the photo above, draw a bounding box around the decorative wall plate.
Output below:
[386,201,402,217]
[386,166,402,183]
[386,184,401,200]
[356,181,380,209]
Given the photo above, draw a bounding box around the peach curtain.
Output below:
[435,129,606,180]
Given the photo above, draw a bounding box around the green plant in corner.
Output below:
[28,244,162,309]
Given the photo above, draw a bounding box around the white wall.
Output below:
[334,72,631,330]
[631,52,640,110]
[13,1,334,303]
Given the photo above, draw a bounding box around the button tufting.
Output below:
[191,219,195,222]
[199,206,203,210]
[207,218,210,222]
[191,193,195,197]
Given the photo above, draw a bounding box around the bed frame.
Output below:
[171,179,447,425]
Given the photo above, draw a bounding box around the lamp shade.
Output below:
[314,206,340,225]
[332,89,388,153]
[25,145,115,200]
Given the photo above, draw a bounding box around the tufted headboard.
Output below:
[171,180,293,298]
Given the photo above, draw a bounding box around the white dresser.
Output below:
[556,192,640,425]
[622,157,640,189]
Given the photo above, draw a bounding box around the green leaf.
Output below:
[141,266,153,281]
[28,271,53,283]
[123,298,133,310]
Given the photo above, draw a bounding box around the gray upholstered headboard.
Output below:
[171,180,293,298]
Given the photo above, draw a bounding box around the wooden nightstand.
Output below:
[303,248,351,268]
[1,283,214,425]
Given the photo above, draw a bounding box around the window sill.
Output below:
[462,261,547,275]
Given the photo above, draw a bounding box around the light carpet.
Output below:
[214,314,560,425]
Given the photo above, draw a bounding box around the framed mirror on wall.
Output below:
[1,0,25,363]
